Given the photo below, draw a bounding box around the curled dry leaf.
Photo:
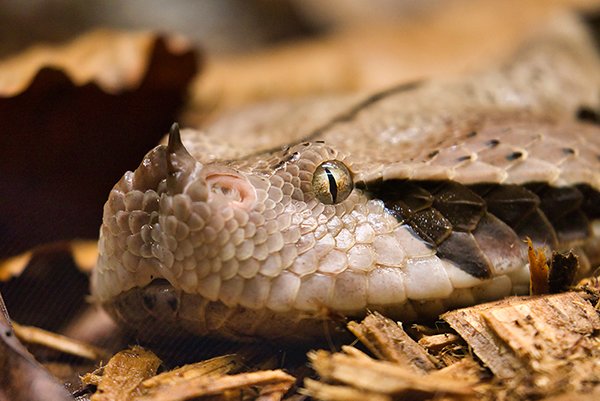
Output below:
[0,29,199,261]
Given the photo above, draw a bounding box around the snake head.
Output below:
[91,125,436,340]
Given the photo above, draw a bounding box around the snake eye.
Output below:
[312,160,353,204]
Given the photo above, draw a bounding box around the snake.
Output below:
[91,17,600,342]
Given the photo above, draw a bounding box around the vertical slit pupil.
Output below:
[324,168,338,202]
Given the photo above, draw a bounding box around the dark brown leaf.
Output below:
[0,30,199,260]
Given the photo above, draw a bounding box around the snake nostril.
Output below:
[205,173,256,210]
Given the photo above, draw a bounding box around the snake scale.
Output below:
[92,16,600,341]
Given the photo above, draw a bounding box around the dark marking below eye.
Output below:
[576,106,600,125]
[466,131,477,138]
[506,151,523,161]
[456,155,472,162]
[324,168,338,202]
[562,147,575,155]
[486,139,500,148]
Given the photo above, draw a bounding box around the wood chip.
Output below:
[12,322,109,361]
[140,354,242,388]
[430,357,485,384]
[417,333,462,354]
[135,369,295,401]
[90,346,161,401]
[308,346,473,397]
[303,378,391,401]
[347,311,438,372]
[538,387,600,401]
[442,298,527,379]
[255,381,296,401]
[443,292,600,394]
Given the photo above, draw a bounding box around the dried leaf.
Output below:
[527,238,550,295]
[0,29,198,260]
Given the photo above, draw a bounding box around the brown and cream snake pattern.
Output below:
[91,17,600,341]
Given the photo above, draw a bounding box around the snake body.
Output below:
[92,17,600,341]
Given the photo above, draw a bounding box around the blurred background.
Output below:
[0,0,597,58]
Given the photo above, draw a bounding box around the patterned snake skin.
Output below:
[92,17,600,341]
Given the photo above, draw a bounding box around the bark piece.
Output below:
[347,311,438,372]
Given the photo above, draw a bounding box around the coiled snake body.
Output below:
[92,21,600,341]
